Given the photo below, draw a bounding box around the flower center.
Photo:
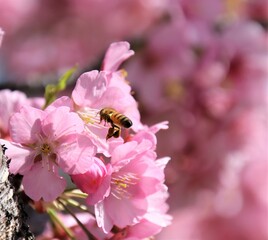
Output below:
[34,142,57,171]
[111,172,139,199]
[40,143,52,154]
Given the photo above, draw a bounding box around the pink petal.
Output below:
[108,71,131,93]
[97,86,131,110]
[155,157,171,171]
[45,96,74,112]
[57,135,96,174]
[22,162,66,202]
[95,202,113,234]
[2,140,34,174]
[102,41,134,72]
[83,125,112,157]
[128,219,164,239]
[144,187,172,227]
[111,141,138,164]
[72,70,108,107]
[132,131,157,149]
[72,157,107,194]
[0,89,28,134]
[112,140,153,166]
[121,159,162,196]
[86,167,112,205]
[105,196,147,228]
[42,106,84,142]
[149,121,169,133]
[9,106,44,144]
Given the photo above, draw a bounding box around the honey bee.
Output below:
[99,108,132,140]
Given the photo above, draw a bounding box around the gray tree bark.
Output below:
[0,145,35,240]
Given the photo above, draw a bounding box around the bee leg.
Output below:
[106,125,121,140]
[99,114,104,124]
[111,121,118,128]
[112,125,121,138]
[106,127,115,140]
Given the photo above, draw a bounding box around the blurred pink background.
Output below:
[0,0,267,239]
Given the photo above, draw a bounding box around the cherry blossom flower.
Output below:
[92,140,170,233]
[2,105,96,201]
[0,89,44,139]
[0,90,28,138]
[71,136,171,235]
[0,0,166,82]
[72,42,142,131]
[0,0,265,238]
[102,41,134,72]
[117,158,172,239]
[1,24,172,238]
[69,42,143,156]
[71,157,109,202]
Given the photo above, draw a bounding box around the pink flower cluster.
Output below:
[0,42,171,239]
[124,1,268,239]
[1,0,267,239]
[0,0,166,83]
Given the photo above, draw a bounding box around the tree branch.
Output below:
[0,145,35,240]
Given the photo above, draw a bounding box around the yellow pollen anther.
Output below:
[114,180,127,189]
[111,173,139,199]
[79,114,94,124]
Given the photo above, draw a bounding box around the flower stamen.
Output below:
[111,173,139,199]
[77,108,106,129]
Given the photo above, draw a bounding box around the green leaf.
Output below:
[43,66,77,109]
[57,66,77,91]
